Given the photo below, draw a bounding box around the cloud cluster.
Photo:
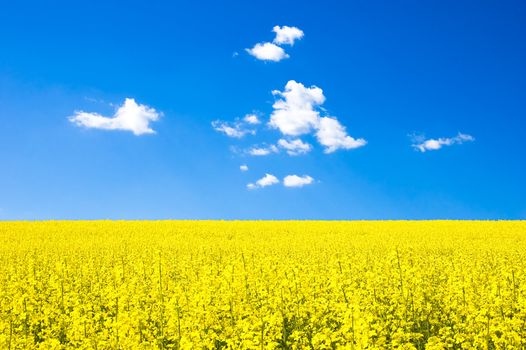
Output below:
[69,98,161,135]
[270,80,366,153]
[248,173,314,190]
[247,25,304,62]
[213,81,366,156]
[68,22,479,195]
[412,132,474,152]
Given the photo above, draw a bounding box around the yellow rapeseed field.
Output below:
[0,221,525,349]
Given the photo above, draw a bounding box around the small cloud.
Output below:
[212,120,255,138]
[243,114,261,125]
[412,132,474,152]
[316,117,367,153]
[247,173,279,190]
[277,138,312,155]
[232,51,239,57]
[248,144,279,156]
[240,164,249,171]
[283,175,314,188]
[246,42,289,62]
[69,98,161,135]
[273,25,304,46]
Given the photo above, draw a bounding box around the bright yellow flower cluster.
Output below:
[0,221,525,349]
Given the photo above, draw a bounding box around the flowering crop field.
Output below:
[1,221,525,349]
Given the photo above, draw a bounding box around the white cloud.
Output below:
[248,144,279,156]
[246,25,303,62]
[273,25,304,46]
[269,80,325,136]
[277,138,312,155]
[216,80,365,156]
[240,164,249,171]
[69,98,161,135]
[244,114,261,125]
[268,80,366,153]
[283,175,314,188]
[212,120,255,138]
[412,132,474,152]
[246,42,289,62]
[247,173,279,190]
[316,117,367,153]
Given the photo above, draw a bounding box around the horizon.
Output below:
[1,219,523,223]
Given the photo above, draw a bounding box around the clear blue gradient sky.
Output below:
[0,0,525,220]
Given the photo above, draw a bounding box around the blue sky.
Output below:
[0,0,525,220]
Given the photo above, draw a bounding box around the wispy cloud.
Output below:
[411,132,474,152]
[247,144,279,156]
[247,173,279,189]
[277,138,312,155]
[69,98,161,135]
[212,120,255,138]
[240,164,249,171]
[212,113,262,138]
